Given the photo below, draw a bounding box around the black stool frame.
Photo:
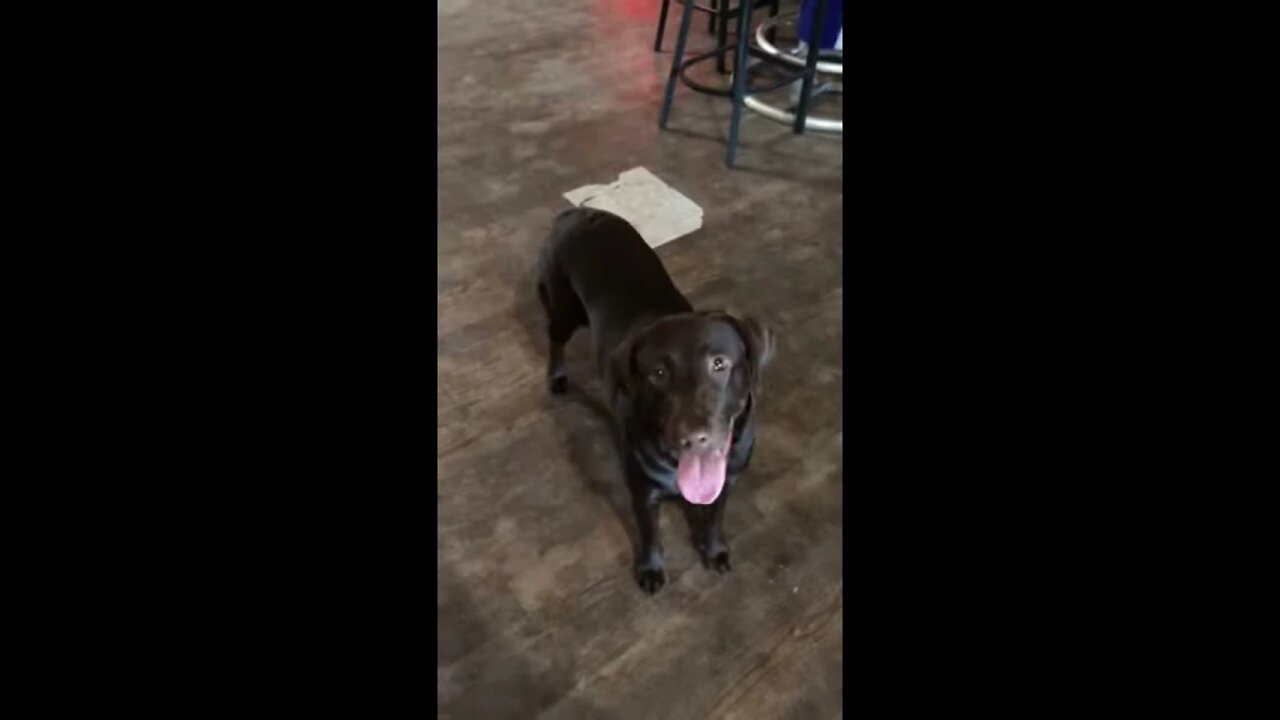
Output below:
[654,0,779,75]
[659,0,831,168]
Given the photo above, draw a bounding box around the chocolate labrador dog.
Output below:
[536,207,775,594]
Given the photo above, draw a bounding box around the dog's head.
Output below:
[610,311,776,504]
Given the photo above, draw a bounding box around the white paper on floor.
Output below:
[563,167,703,248]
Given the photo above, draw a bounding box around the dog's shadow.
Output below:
[512,299,707,562]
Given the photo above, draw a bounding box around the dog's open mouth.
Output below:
[676,438,731,505]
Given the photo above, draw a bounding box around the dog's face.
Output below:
[612,312,775,504]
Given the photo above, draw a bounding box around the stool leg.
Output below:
[654,0,671,52]
[766,0,780,42]
[726,0,755,167]
[708,0,718,34]
[793,0,825,135]
[715,0,730,74]
[660,0,698,129]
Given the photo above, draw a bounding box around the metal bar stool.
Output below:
[742,6,843,134]
[660,0,836,167]
[654,0,779,76]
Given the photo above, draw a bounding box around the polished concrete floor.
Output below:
[438,1,843,717]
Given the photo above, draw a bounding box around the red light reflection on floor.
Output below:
[604,0,659,21]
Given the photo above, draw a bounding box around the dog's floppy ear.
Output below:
[722,313,776,395]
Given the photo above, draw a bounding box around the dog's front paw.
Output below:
[635,562,667,595]
[548,374,568,395]
[701,542,733,574]
[709,551,732,574]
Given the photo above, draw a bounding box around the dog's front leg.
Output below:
[699,479,733,574]
[629,478,667,595]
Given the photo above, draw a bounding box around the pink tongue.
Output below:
[676,442,729,505]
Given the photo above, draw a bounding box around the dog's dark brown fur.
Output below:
[537,207,775,594]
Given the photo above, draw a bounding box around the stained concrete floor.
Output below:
[438,1,843,717]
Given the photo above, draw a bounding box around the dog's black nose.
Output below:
[680,433,709,450]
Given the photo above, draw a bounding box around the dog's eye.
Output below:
[648,367,666,383]
[710,356,731,372]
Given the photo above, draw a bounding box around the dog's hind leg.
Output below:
[547,330,569,394]
[536,278,585,395]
